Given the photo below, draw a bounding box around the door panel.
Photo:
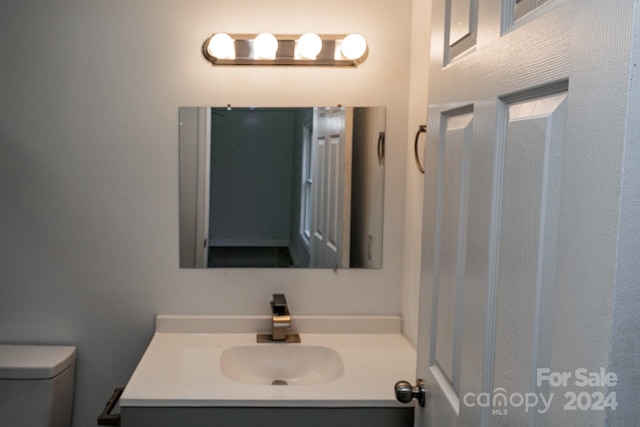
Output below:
[312,133,326,257]
[511,0,553,22]
[446,0,478,61]
[327,134,341,253]
[414,0,636,424]
[491,90,567,426]
[433,109,474,393]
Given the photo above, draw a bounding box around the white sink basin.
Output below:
[120,316,418,407]
[220,344,344,386]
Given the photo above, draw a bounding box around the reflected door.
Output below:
[309,108,353,268]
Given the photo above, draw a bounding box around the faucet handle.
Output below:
[271,293,289,315]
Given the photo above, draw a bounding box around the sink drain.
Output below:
[271,379,288,386]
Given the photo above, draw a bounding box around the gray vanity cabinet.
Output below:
[122,406,414,427]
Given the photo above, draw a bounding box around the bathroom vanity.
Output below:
[120,315,416,427]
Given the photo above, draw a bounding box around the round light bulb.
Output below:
[254,33,279,59]
[297,32,323,59]
[207,33,235,59]
[341,33,367,60]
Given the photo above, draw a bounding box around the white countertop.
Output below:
[120,316,417,408]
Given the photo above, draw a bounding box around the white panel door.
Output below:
[309,107,353,268]
[414,0,638,425]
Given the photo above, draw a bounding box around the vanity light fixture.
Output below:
[203,33,368,66]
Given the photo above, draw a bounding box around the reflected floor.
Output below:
[208,246,294,268]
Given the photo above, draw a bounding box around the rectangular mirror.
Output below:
[179,106,385,269]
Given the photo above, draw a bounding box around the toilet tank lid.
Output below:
[0,345,77,380]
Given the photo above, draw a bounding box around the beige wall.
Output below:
[402,0,432,345]
[0,0,418,425]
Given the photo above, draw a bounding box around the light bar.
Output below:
[202,33,369,67]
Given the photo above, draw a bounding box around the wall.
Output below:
[209,109,296,247]
[402,0,432,345]
[351,107,385,268]
[0,0,413,426]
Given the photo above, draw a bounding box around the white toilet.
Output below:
[0,345,77,427]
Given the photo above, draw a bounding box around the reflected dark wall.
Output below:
[209,109,300,247]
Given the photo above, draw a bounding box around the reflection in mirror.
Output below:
[179,106,385,269]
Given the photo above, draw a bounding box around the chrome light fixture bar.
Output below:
[203,33,368,66]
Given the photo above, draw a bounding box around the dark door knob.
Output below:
[394,378,426,407]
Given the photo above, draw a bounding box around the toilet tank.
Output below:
[0,345,77,427]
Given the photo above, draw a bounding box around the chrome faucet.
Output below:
[257,294,301,343]
[271,293,291,341]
